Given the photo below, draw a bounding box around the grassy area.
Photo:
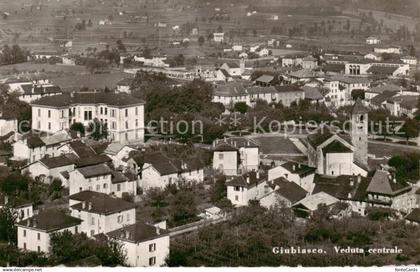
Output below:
[0,63,87,76]
[368,142,420,158]
[50,71,129,91]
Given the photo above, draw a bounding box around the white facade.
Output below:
[31,97,145,144]
[70,206,136,237]
[18,224,79,253]
[213,150,238,176]
[213,33,224,43]
[0,118,17,137]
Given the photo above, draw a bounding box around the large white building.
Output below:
[68,163,137,197]
[17,210,82,253]
[69,191,136,237]
[31,92,145,144]
[105,222,170,267]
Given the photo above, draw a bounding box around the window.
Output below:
[105,108,108,115]
[23,243,26,250]
[79,187,82,192]
[75,226,78,234]
[125,109,128,117]
[23,230,26,237]
[118,215,123,223]
[235,195,239,201]
[149,257,156,266]
[111,122,116,129]
[234,186,241,192]
[103,183,108,189]
[37,246,40,253]
[37,233,40,240]
[149,243,156,252]
[48,122,51,130]
[90,230,95,236]
[91,217,95,225]
[38,109,41,117]
[218,153,224,160]
[100,107,103,115]
[135,107,138,115]
[96,185,100,191]
[125,121,128,129]
[135,119,138,127]
[117,184,121,191]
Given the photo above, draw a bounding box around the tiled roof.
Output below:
[214,137,259,149]
[367,66,398,75]
[213,143,238,152]
[255,75,274,84]
[31,92,145,108]
[352,98,369,114]
[213,82,247,97]
[77,164,112,178]
[17,210,81,232]
[366,170,411,196]
[322,140,352,154]
[280,161,316,178]
[387,95,418,110]
[106,222,169,243]
[226,170,267,189]
[271,177,307,204]
[70,192,136,215]
[406,208,420,223]
[370,91,398,106]
[293,191,338,211]
[75,154,112,168]
[302,86,324,100]
[307,126,334,148]
[27,135,46,149]
[40,155,74,169]
[313,174,371,201]
[69,141,97,158]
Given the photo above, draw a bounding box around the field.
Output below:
[0,63,87,76]
[368,141,420,158]
[51,71,129,91]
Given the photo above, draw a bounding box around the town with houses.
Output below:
[0,0,420,268]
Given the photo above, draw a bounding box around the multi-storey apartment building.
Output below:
[31,92,145,144]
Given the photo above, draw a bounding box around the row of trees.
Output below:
[0,44,27,65]
[167,202,420,266]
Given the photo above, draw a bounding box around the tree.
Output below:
[198,36,205,46]
[170,189,197,226]
[0,207,17,244]
[399,118,420,144]
[234,102,248,114]
[116,40,126,52]
[0,173,29,196]
[87,118,108,141]
[70,122,85,136]
[210,175,226,203]
[49,231,125,266]
[351,89,365,100]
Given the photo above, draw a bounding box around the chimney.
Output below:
[246,175,250,184]
[357,174,361,184]
[4,196,8,205]
[347,193,352,199]
[33,219,37,228]
[125,230,130,239]
[88,202,92,211]
[256,171,260,179]
[292,164,296,171]
[349,178,354,187]
[156,226,160,235]
[26,219,30,227]
[82,201,86,209]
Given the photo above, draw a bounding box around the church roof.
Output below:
[322,140,352,154]
[351,98,369,114]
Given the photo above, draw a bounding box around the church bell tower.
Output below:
[351,98,368,166]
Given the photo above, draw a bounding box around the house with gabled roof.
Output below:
[259,177,308,208]
[366,170,414,213]
[21,154,75,185]
[17,209,82,253]
[104,221,170,267]
[68,163,137,197]
[268,161,316,193]
[226,170,268,206]
[69,191,136,237]
[212,137,260,176]
[292,191,339,217]
[138,152,204,191]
